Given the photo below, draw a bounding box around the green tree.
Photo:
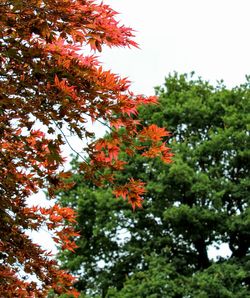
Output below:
[57,73,250,297]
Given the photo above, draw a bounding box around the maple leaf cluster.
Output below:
[0,0,172,296]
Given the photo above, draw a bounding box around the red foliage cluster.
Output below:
[0,0,172,296]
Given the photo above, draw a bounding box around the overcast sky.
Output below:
[101,0,250,95]
[33,0,250,257]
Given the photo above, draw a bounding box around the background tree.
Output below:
[0,0,172,296]
[58,73,250,297]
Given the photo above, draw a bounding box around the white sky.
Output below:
[101,0,250,95]
[32,0,250,258]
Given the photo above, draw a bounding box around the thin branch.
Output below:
[83,111,112,131]
[52,120,87,162]
[51,120,104,177]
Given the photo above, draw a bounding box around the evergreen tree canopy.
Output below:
[58,73,250,297]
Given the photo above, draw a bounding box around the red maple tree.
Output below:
[0,0,172,296]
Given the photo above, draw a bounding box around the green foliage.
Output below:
[57,73,250,297]
[107,259,250,298]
